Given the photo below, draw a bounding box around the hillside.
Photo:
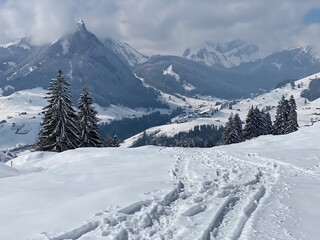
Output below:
[124,72,320,147]
[1,122,320,239]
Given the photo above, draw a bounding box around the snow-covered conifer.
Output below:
[273,95,290,135]
[244,106,257,139]
[233,113,244,142]
[285,95,299,134]
[264,111,273,135]
[78,86,104,147]
[36,70,80,152]
[222,114,241,145]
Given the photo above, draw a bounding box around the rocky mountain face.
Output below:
[1,26,320,108]
[183,39,261,68]
[229,46,320,91]
[0,20,162,108]
[134,42,320,98]
[134,55,249,99]
[103,38,148,67]
[0,38,36,75]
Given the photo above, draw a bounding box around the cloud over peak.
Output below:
[0,0,319,55]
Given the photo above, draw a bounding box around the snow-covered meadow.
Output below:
[1,122,320,239]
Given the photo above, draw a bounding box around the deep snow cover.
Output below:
[1,122,320,239]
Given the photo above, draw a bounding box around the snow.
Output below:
[0,39,30,50]
[163,65,180,81]
[182,82,196,91]
[1,123,320,239]
[162,65,198,92]
[0,39,21,48]
[61,39,70,55]
[272,62,282,70]
[0,87,170,151]
[107,38,148,66]
[0,147,175,240]
[3,61,16,67]
[128,72,320,146]
[0,88,45,150]
[184,41,263,68]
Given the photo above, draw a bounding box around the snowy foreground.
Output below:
[1,125,320,239]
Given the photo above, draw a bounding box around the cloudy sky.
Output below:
[0,0,320,55]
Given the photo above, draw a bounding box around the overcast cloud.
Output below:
[0,0,319,55]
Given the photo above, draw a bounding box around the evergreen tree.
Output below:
[36,70,80,152]
[285,95,299,134]
[254,107,266,136]
[243,106,257,139]
[78,86,104,147]
[222,114,240,145]
[233,113,244,142]
[105,135,120,147]
[273,95,290,135]
[264,111,273,135]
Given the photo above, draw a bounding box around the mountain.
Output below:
[0,38,36,76]
[124,72,320,147]
[103,38,148,67]
[0,20,162,108]
[183,39,261,68]
[134,55,251,99]
[229,46,320,91]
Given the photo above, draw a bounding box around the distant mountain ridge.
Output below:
[183,39,261,68]
[103,38,148,67]
[0,20,162,108]
[1,26,320,108]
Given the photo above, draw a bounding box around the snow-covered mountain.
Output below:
[135,44,320,98]
[134,55,250,99]
[103,38,148,67]
[0,38,36,75]
[183,39,261,68]
[0,20,161,108]
[229,45,320,91]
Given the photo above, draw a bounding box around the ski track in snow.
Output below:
[32,147,318,240]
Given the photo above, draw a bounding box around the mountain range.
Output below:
[0,20,161,108]
[1,20,320,108]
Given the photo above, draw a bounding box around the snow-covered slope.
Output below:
[103,38,148,67]
[1,123,320,239]
[125,72,320,147]
[183,39,261,68]
[0,88,169,152]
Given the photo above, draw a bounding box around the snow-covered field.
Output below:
[1,122,320,239]
[0,88,172,151]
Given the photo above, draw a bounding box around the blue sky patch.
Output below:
[303,8,320,24]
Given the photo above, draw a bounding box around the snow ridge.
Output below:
[183,39,261,68]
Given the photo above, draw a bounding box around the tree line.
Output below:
[36,70,119,152]
[99,108,182,141]
[132,124,224,148]
[222,95,299,145]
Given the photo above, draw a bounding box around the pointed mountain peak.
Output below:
[77,19,87,31]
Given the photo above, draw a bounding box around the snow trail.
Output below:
[34,148,281,240]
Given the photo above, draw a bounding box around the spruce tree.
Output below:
[78,86,104,147]
[264,111,273,135]
[273,95,290,135]
[233,113,244,142]
[244,106,257,139]
[36,70,80,152]
[222,114,240,145]
[254,107,266,136]
[285,95,299,134]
